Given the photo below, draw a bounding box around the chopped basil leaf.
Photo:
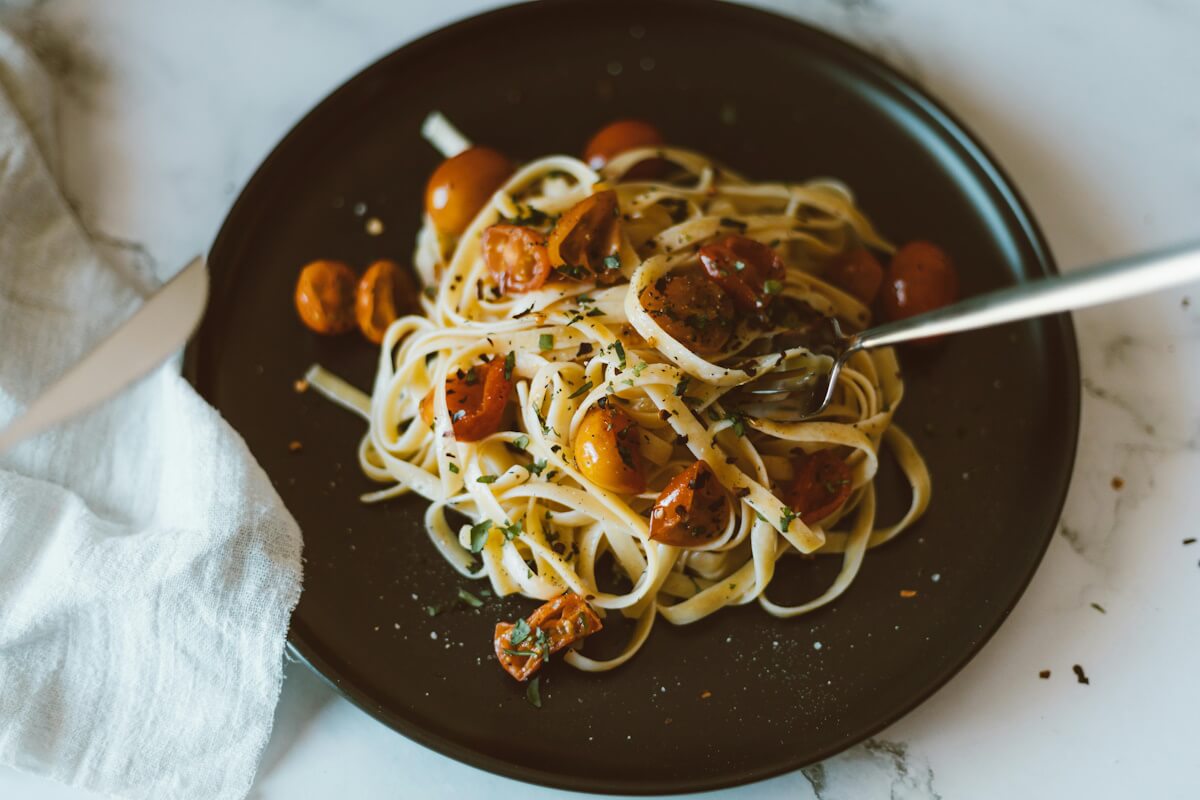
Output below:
[425,605,441,617]
[423,285,437,298]
[504,647,539,658]
[725,411,746,437]
[763,279,782,295]
[504,351,516,380]
[469,520,492,553]
[613,339,626,369]
[513,434,530,451]
[464,367,479,384]
[632,362,647,377]
[585,307,605,317]
[674,376,691,397]
[447,463,460,474]
[539,334,554,351]
[529,459,548,476]
[510,617,532,645]
[457,588,484,608]
[603,255,621,270]
[568,380,593,399]
[526,676,543,708]
[477,474,498,484]
[502,520,523,541]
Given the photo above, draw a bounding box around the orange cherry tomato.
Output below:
[698,235,786,313]
[574,404,646,494]
[826,248,884,306]
[649,461,731,547]
[584,119,668,180]
[419,357,513,442]
[494,593,603,681]
[482,224,551,294]
[424,146,514,237]
[879,241,958,322]
[781,449,852,526]
[639,269,734,356]
[355,259,419,344]
[295,259,357,335]
[546,189,624,284]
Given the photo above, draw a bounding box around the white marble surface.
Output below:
[1,0,1198,797]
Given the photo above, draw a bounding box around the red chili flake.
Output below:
[1039,670,1051,679]
[699,690,713,699]
[1110,476,1125,490]
[1072,664,1090,685]
[293,379,309,393]
[288,440,303,453]
[664,717,673,725]
[899,589,917,598]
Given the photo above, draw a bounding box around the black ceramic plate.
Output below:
[186,0,1079,794]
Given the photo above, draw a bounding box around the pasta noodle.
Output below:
[307,119,931,674]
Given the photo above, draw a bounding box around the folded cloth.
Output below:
[0,28,303,800]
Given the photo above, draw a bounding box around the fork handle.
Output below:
[854,241,1200,351]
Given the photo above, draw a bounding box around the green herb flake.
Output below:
[632,362,647,377]
[425,605,441,617]
[603,255,621,270]
[513,434,530,451]
[526,676,543,708]
[502,520,524,541]
[763,279,783,295]
[447,463,460,474]
[568,380,594,399]
[779,507,798,532]
[754,510,768,522]
[423,285,437,298]
[469,520,492,553]
[529,459,548,476]
[477,474,498,484]
[733,260,746,272]
[457,588,484,608]
[725,411,747,437]
[504,351,516,380]
[539,334,554,351]
[585,307,605,317]
[510,617,532,645]
[674,375,691,397]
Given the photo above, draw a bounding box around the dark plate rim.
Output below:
[184,0,1082,794]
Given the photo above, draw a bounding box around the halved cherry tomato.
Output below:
[639,268,734,356]
[698,235,787,313]
[482,224,551,294]
[574,404,645,494]
[781,449,852,525]
[879,241,958,322]
[355,259,419,344]
[424,146,514,237]
[494,593,603,681]
[295,260,357,335]
[649,460,731,547]
[826,248,884,306]
[419,357,513,442]
[584,119,669,180]
[546,189,623,284]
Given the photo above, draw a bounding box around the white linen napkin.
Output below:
[0,28,303,800]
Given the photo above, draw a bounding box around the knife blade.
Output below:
[0,255,209,453]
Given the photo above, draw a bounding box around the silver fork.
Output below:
[736,241,1200,416]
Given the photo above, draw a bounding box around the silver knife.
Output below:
[0,255,209,453]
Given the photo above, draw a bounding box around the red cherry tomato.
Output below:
[649,461,731,547]
[698,235,786,313]
[879,241,958,322]
[781,449,852,526]
[583,119,668,180]
[494,593,603,681]
[482,224,551,294]
[639,269,735,356]
[546,189,624,284]
[424,147,514,237]
[826,248,884,306]
[419,357,513,442]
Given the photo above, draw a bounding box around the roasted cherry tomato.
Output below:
[295,259,357,335]
[826,248,884,306]
[574,404,645,494]
[781,449,852,525]
[698,235,787,313]
[494,593,603,681]
[584,119,669,180]
[649,460,731,547]
[424,146,514,237]
[355,259,418,344]
[482,224,551,294]
[546,189,623,284]
[879,241,958,322]
[419,357,513,442]
[639,269,734,356]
